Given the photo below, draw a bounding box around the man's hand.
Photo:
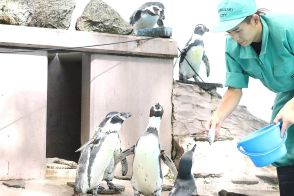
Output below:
[274,98,294,137]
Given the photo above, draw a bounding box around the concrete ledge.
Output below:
[0,24,178,58]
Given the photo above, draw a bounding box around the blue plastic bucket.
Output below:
[237,123,287,167]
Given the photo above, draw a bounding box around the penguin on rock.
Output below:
[169,144,198,196]
[130,2,165,35]
[179,24,210,83]
[74,111,131,196]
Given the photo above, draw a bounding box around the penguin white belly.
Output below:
[134,14,159,30]
[132,134,162,195]
[181,46,204,78]
[89,134,120,189]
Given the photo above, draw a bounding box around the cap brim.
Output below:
[212,17,246,32]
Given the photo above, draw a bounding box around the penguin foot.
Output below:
[108,181,125,192]
[97,182,125,194]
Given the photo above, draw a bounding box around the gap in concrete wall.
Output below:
[46,52,82,162]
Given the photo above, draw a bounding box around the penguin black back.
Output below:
[177,144,196,180]
[169,144,198,196]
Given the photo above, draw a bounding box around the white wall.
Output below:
[0,51,47,179]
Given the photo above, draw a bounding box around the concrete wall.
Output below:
[81,54,174,151]
[0,24,177,179]
[0,51,47,180]
[81,54,174,176]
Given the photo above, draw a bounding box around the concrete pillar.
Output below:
[0,51,47,180]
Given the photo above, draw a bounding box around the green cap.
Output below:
[213,0,257,32]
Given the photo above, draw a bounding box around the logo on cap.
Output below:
[218,8,233,18]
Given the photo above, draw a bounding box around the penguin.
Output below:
[130,2,165,35]
[169,144,198,196]
[179,24,210,82]
[74,111,131,196]
[131,103,176,196]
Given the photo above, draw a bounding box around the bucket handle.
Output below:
[237,131,287,157]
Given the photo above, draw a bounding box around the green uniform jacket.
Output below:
[224,14,294,167]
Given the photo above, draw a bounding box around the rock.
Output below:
[194,173,223,178]
[171,81,278,195]
[2,180,25,189]
[256,175,279,185]
[171,81,268,140]
[28,0,75,29]
[0,0,33,25]
[75,0,132,35]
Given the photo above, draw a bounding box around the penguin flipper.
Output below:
[157,19,164,27]
[121,156,128,176]
[130,10,141,25]
[75,131,103,152]
[179,45,189,64]
[202,51,210,77]
[160,150,178,177]
[114,145,135,166]
[75,139,93,152]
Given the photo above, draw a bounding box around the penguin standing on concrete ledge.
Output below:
[130,2,165,34]
[131,103,170,196]
[169,144,198,196]
[74,112,131,196]
[179,24,210,82]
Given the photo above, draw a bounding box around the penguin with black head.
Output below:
[74,111,131,196]
[130,2,165,35]
[130,103,178,196]
[179,24,210,83]
[169,144,198,196]
[112,103,177,196]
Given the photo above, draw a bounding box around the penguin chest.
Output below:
[134,13,159,30]
[186,46,204,65]
[180,46,204,77]
[132,134,162,194]
[88,134,120,188]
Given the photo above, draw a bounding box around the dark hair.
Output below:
[243,8,268,23]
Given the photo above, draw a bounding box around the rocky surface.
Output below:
[75,0,132,34]
[0,0,132,34]
[171,81,279,195]
[28,0,75,29]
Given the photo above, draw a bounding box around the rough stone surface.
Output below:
[28,0,75,29]
[0,0,75,28]
[172,81,268,139]
[75,0,132,34]
[0,0,33,25]
[171,81,278,195]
